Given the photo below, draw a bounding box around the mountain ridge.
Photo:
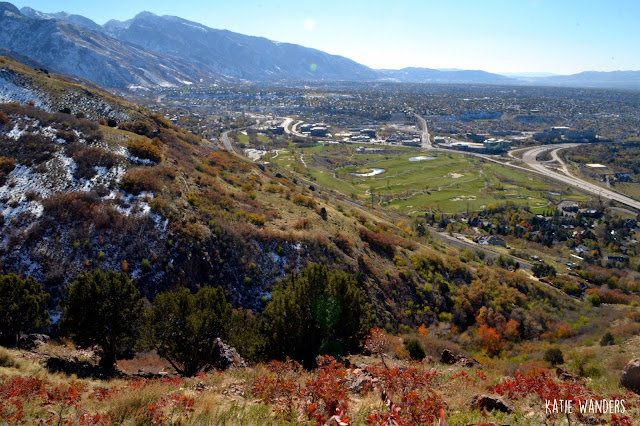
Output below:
[1,2,640,90]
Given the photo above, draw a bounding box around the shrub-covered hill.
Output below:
[0,56,140,122]
[0,57,609,340]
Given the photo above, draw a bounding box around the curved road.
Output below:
[521,144,640,210]
[221,130,235,153]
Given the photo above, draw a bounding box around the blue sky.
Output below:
[9,0,640,74]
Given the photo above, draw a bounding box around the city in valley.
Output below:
[1,2,640,425]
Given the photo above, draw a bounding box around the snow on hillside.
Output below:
[0,69,49,107]
[0,114,152,225]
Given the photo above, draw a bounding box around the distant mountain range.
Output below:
[379,67,516,84]
[2,2,640,90]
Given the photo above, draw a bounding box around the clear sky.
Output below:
[8,0,640,75]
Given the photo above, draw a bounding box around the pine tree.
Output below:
[146,286,233,376]
[262,263,373,368]
[0,274,49,346]
[59,271,144,368]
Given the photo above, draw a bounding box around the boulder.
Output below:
[556,367,580,381]
[212,338,246,370]
[470,394,514,414]
[18,333,50,349]
[422,355,435,364]
[440,349,482,368]
[348,368,374,393]
[441,349,456,364]
[620,358,640,394]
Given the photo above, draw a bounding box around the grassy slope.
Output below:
[2,329,640,425]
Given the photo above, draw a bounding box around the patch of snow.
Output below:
[127,85,150,91]
[181,22,207,31]
[125,148,157,165]
[0,72,49,107]
[6,124,27,140]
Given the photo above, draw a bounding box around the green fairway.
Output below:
[269,143,591,213]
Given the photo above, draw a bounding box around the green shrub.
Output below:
[146,286,233,376]
[262,263,374,368]
[404,339,426,360]
[600,331,615,346]
[543,347,564,366]
[59,271,144,368]
[141,258,151,270]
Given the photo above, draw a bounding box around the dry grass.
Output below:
[2,340,640,425]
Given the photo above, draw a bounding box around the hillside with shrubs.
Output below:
[2,57,640,424]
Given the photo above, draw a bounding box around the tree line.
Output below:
[0,264,373,375]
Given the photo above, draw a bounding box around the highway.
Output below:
[281,117,293,134]
[521,144,640,211]
[414,114,432,149]
[282,117,307,138]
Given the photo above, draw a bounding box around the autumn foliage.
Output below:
[127,138,162,163]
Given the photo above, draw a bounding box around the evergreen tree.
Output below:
[262,263,373,368]
[146,286,233,376]
[0,274,49,346]
[544,347,564,366]
[59,271,144,368]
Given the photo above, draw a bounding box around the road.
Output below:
[282,117,307,138]
[521,144,640,211]
[438,232,533,270]
[414,114,432,149]
[221,130,236,153]
[548,145,574,176]
[281,118,293,134]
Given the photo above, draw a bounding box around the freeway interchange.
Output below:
[520,144,640,211]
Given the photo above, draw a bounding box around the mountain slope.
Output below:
[0,4,226,89]
[0,57,581,338]
[103,11,379,82]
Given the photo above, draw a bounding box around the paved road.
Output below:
[548,144,577,175]
[521,144,640,211]
[281,117,293,134]
[414,114,432,149]
[221,130,236,153]
[282,118,307,138]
